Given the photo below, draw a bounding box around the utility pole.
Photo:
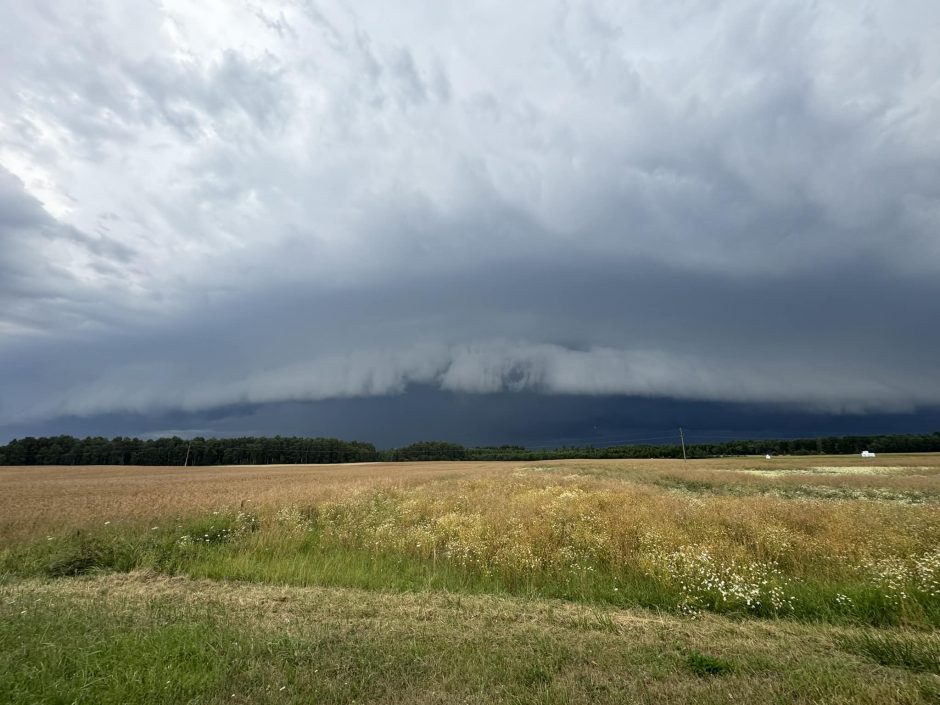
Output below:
[679,427,687,461]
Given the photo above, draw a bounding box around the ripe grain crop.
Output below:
[4,455,937,540]
[0,461,498,541]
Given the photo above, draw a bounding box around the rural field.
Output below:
[3,454,940,703]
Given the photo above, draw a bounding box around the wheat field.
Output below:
[3,454,939,537]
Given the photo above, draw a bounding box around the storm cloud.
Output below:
[1,1,939,442]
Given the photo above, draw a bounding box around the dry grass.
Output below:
[300,463,940,618]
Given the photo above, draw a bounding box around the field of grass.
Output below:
[2,455,940,703]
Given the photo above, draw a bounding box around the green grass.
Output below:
[2,574,939,705]
[685,651,734,677]
[180,538,678,610]
[0,597,237,704]
[838,631,940,674]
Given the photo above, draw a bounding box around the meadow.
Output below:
[2,455,940,703]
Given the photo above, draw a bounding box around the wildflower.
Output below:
[646,544,795,614]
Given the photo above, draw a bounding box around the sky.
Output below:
[1,0,939,446]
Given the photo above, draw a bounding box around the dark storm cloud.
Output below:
[2,254,938,426]
[4,391,940,448]
[1,1,939,435]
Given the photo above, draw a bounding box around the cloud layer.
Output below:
[1,0,939,432]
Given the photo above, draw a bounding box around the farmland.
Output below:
[3,455,940,703]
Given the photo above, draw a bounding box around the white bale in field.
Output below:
[765,454,772,460]
[861,450,876,458]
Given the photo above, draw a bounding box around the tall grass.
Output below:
[4,469,939,626]
[838,631,940,674]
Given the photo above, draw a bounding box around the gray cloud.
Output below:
[1,0,939,433]
[2,256,937,426]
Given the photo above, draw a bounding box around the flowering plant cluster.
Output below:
[644,545,794,615]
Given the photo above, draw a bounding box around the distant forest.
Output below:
[2,432,940,465]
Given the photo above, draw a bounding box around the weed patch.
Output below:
[685,651,734,677]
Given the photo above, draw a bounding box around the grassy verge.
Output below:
[2,572,939,705]
[3,511,939,628]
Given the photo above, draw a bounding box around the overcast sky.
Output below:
[2,1,939,445]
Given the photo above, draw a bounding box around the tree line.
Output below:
[1,431,939,466]
[0,436,379,466]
